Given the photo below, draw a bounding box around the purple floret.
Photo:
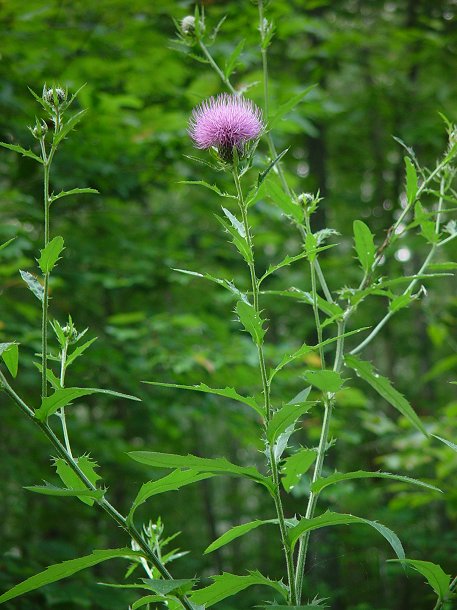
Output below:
[188,94,263,153]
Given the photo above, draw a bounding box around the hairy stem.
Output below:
[0,369,196,610]
[233,168,297,605]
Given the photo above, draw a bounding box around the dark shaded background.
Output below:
[0,0,456,608]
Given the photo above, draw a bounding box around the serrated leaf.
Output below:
[190,571,286,607]
[38,236,65,274]
[255,148,289,190]
[389,292,413,313]
[129,470,214,521]
[178,180,236,199]
[141,578,196,596]
[266,401,313,444]
[205,519,276,554]
[404,156,418,204]
[288,511,405,560]
[33,363,61,390]
[0,548,143,604]
[344,355,427,436]
[281,448,317,492]
[303,370,344,393]
[0,141,43,163]
[50,187,99,203]
[173,268,245,300]
[20,270,44,302]
[259,251,307,283]
[222,206,245,237]
[216,215,252,263]
[55,456,101,506]
[433,434,457,453]
[35,386,140,421]
[0,342,19,377]
[311,470,441,494]
[128,451,271,489]
[143,381,262,417]
[262,606,328,610]
[53,109,86,147]
[24,482,104,500]
[131,596,164,609]
[353,220,376,273]
[259,175,302,222]
[388,559,451,601]
[268,85,316,128]
[236,300,266,345]
[420,220,439,243]
[65,337,97,368]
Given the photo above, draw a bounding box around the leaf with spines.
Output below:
[205,519,277,554]
[221,206,246,237]
[65,337,97,367]
[128,470,214,521]
[24,482,104,500]
[35,386,140,421]
[20,270,44,302]
[311,470,441,494]
[259,251,308,285]
[255,147,289,190]
[53,109,86,147]
[389,292,414,313]
[353,220,376,273]
[345,355,427,436]
[178,180,236,199]
[224,39,245,78]
[257,174,302,222]
[128,451,272,489]
[54,455,101,506]
[140,578,196,596]
[268,85,316,128]
[281,448,317,492]
[236,300,266,345]
[50,187,99,204]
[288,511,405,559]
[266,401,313,445]
[0,342,19,377]
[190,571,287,607]
[303,370,344,393]
[38,236,65,274]
[216,215,252,263]
[0,141,43,164]
[404,156,418,204]
[0,548,144,604]
[388,559,451,602]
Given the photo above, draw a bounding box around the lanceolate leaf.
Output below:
[353,220,376,273]
[190,571,287,607]
[0,141,43,163]
[268,85,316,128]
[141,578,196,596]
[65,337,98,367]
[345,355,427,436]
[266,401,313,444]
[24,482,104,500]
[0,342,19,377]
[311,470,441,495]
[236,300,266,345]
[404,156,418,204]
[303,370,344,393]
[216,215,252,263]
[143,381,262,417]
[388,559,451,601]
[128,451,271,489]
[433,434,457,453]
[35,386,140,421]
[20,270,44,302]
[205,520,277,554]
[288,511,405,560]
[0,549,144,604]
[54,456,101,506]
[50,187,99,203]
[128,470,214,520]
[0,237,16,252]
[178,180,236,199]
[53,109,86,147]
[38,236,65,274]
[281,448,317,492]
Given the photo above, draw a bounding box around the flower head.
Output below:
[188,94,263,163]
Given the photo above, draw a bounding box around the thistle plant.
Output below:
[1,4,457,610]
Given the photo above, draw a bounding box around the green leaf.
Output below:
[305,232,318,262]
[389,292,413,313]
[20,269,44,302]
[344,355,427,436]
[255,148,289,190]
[303,370,344,393]
[129,470,214,521]
[388,559,451,601]
[131,596,164,610]
[281,448,317,492]
[216,215,252,263]
[65,337,98,367]
[236,300,266,345]
[221,206,245,237]
[259,251,308,285]
[141,578,196,596]
[433,434,457,453]
[311,470,441,495]
[404,156,418,204]
[0,548,143,604]
[353,220,376,273]
[262,606,328,610]
[53,109,87,147]
[35,386,140,421]
[0,237,16,252]
[38,236,65,274]
[173,268,245,300]
[50,187,99,203]
[268,85,316,128]
[178,180,236,199]
[266,401,313,445]
[0,141,43,164]
[224,39,245,78]
[55,456,101,506]
[24,482,104,500]
[0,342,19,377]
[288,511,405,559]
[143,381,262,417]
[128,451,271,489]
[259,175,302,222]
[190,571,286,607]
[205,520,276,554]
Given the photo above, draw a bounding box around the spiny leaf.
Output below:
[50,187,99,203]
[216,215,252,263]
[0,141,43,164]
[344,355,427,436]
[0,342,19,377]
[267,401,313,445]
[65,337,98,368]
[141,578,196,596]
[404,156,418,204]
[0,549,143,604]
[224,39,245,78]
[236,300,266,345]
[54,455,101,506]
[38,236,65,274]
[303,370,344,393]
[311,470,441,494]
[53,109,86,147]
[205,519,277,554]
[24,482,104,500]
[259,250,308,285]
[353,220,376,273]
[20,270,44,302]
[178,180,236,199]
[222,206,245,237]
[388,559,451,601]
[268,85,316,128]
[281,448,317,492]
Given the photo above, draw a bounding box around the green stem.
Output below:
[0,369,196,610]
[58,338,72,456]
[198,39,236,95]
[233,167,297,605]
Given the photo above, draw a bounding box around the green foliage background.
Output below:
[0,0,456,608]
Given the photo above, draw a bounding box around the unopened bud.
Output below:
[62,322,78,343]
[181,15,196,35]
[43,85,67,107]
[30,119,48,140]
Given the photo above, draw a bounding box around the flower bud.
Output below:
[43,85,67,107]
[181,15,196,35]
[29,119,48,140]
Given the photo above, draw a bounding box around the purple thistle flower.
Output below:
[188,94,263,162]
